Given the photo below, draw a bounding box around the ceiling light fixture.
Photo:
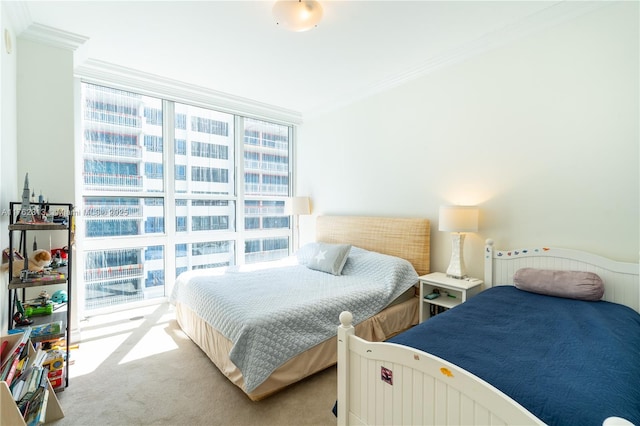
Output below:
[273,0,323,32]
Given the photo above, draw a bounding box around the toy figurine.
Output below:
[13,299,33,326]
[0,249,52,278]
[20,173,35,223]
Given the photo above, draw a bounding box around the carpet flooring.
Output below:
[49,302,337,426]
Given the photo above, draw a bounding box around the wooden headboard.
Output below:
[316,215,430,276]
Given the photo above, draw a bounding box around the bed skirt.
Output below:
[174,294,419,401]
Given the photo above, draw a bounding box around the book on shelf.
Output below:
[1,328,31,384]
[16,362,49,421]
[23,386,49,426]
[17,363,44,400]
[20,272,66,283]
[11,378,25,400]
[16,321,63,341]
[429,304,447,316]
[2,346,27,386]
[12,366,31,400]
[1,331,66,425]
[1,327,31,363]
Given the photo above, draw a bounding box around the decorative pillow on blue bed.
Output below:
[306,242,352,276]
[513,267,604,301]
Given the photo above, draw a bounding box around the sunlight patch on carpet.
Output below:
[70,332,132,377]
[119,324,179,364]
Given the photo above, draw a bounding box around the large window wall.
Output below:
[80,83,293,312]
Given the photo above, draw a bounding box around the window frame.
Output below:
[76,75,299,314]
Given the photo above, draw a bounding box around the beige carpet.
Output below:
[49,302,338,426]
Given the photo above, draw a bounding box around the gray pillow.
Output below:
[513,268,604,301]
[307,243,352,276]
[296,242,317,266]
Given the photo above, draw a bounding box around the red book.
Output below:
[3,347,23,386]
[0,340,7,359]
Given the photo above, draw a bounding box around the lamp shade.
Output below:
[287,196,311,215]
[439,206,479,233]
[273,0,323,32]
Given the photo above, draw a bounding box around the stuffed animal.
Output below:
[0,249,52,277]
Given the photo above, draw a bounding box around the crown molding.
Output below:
[5,0,612,122]
[3,7,298,123]
[75,59,303,125]
[19,23,88,51]
[305,1,612,119]
[2,1,32,34]
[3,1,89,51]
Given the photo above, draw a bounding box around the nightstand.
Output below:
[419,272,483,322]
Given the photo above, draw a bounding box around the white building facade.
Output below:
[80,83,293,311]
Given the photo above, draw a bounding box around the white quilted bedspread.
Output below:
[169,245,418,393]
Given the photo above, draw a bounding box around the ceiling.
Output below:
[10,1,599,118]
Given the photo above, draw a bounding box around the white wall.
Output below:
[0,4,19,334]
[0,38,77,334]
[16,37,77,310]
[24,39,77,331]
[17,39,75,218]
[297,2,639,280]
[1,3,637,334]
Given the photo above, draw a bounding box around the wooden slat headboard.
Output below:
[316,215,430,276]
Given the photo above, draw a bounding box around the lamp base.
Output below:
[446,232,467,279]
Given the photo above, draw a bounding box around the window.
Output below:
[144,135,163,153]
[191,116,228,136]
[175,114,187,130]
[80,82,294,312]
[144,217,165,233]
[175,165,186,181]
[84,248,146,309]
[175,139,187,155]
[144,107,163,125]
[191,141,228,159]
[191,166,228,183]
[144,163,163,179]
[191,215,229,231]
[175,240,235,276]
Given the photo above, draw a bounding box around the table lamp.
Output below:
[287,196,311,250]
[439,205,479,279]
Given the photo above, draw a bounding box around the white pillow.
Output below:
[306,243,352,276]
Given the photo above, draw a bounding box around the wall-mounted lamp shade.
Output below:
[273,0,323,32]
[439,206,479,233]
[287,196,311,215]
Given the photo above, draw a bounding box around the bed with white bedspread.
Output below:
[337,240,640,426]
[171,215,430,400]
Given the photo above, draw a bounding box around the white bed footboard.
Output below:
[337,311,542,426]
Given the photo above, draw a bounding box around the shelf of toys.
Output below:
[4,174,74,392]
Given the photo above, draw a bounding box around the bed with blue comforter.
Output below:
[387,285,640,426]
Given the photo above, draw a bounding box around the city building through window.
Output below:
[80,83,293,312]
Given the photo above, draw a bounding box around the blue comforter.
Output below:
[388,286,640,426]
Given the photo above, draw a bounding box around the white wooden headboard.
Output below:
[484,239,640,313]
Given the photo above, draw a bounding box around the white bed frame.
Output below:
[337,240,639,426]
[483,240,639,312]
